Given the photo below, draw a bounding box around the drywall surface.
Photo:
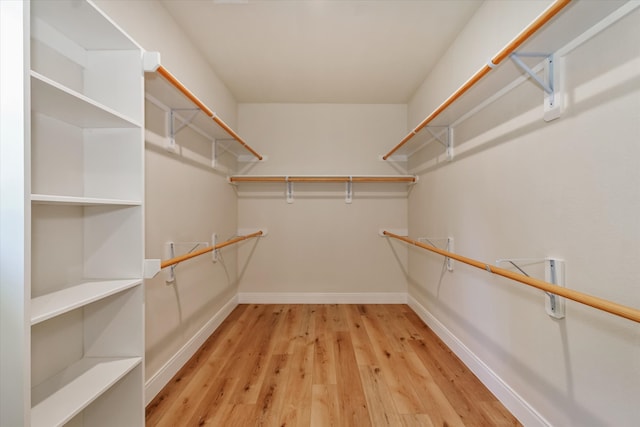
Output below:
[236,104,409,295]
[407,2,640,426]
[94,0,239,384]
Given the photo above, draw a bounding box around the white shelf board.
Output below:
[31,0,138,51]
[392,0,629,158]
[31,194,142,206]
[31,357,141,427]
[31,279,142,325]
[31,72,141,129]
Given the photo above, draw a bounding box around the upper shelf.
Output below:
[383,0,632,159]
[31,72,141,129]
[144,54,263,160]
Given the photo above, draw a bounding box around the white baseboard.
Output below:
[144,294,238,405]
[238,292,407,304]
[407,294,549,427]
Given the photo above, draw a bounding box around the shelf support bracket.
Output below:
[345,177,353,204]
[496,257,565,319]
[425,126,454,161]
[418,237,454,271]
[286,178,294,204]
[167,108,200,153]
[164,241,176,283]
[510,52,562,122]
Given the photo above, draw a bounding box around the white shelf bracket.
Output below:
[424,126,454,161]
[211,138,217,169]
[496,257,565,319]
[286,178,294,204]
[345,177,353,204]
[510,52,562,121]
[164,241,176,283]
[211,233,218,263]
[446,127,454,161]
[418,237,454,271]
[545,258,565,319]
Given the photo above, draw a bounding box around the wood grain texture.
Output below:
[146,304,522,426]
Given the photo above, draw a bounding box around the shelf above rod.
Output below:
[382,0,571,160]
[228,175,417,183]
[382,230,640,324]
[160,230,263,269]
[152,64,263,161]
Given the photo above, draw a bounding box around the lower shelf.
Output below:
[31,357,141,427]
[30,279,142,325]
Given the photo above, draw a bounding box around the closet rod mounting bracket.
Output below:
[510,52,562,122]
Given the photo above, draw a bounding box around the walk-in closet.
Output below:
[1,0,638,425]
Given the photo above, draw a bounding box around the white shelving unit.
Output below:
[1,0,145,425]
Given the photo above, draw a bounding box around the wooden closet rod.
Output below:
[229,176,417,183]
[382,231,640,324]
[160,231,263,269]
[156,66,263,161]
[382,0,571,160]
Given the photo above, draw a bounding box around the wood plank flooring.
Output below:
[146,304,522,426]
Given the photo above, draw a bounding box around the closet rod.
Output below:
[382,231,640,324]
[156,65,263,161]
[382,0,571,160]
[160,230,263,269]
[229,176,417,183]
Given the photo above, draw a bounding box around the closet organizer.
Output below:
[379,0,640,324]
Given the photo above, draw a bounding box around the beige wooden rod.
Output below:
[160,231,263,269]
[156,66,263,161]
[228,176,417,183]
[382,0,572,160]
[383,230,640,324]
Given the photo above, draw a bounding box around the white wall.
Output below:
[236,104,410,299]
[407,2,640,426]
[94,0,240,393]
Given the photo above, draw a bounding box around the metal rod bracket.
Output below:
[545,258,565,319]
[510,52,562,122]
[286,178,294,204]
[345,177,353,204]
[418,237,454,271]
[164,241,176,283]
[496,257,565,319]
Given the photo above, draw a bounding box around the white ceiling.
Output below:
[161,0,482,104]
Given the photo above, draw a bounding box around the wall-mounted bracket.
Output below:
[510,52,562,122]
[545,258,565,319]
[345,178,353,204]
[402,126,454,161]
[163,107,202,154]
[286,178,294,204]
[163,240,211,283]
[164,241,176,283]
[496,257,565,319]
[418,237,454,271]
[211,233,218,263]
[426,126,454,161]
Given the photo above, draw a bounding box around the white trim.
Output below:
[407,295,550,427]
[238,292,407,305]
[144,294,238,405]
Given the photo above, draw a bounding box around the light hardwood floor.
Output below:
[146,304,522,426]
